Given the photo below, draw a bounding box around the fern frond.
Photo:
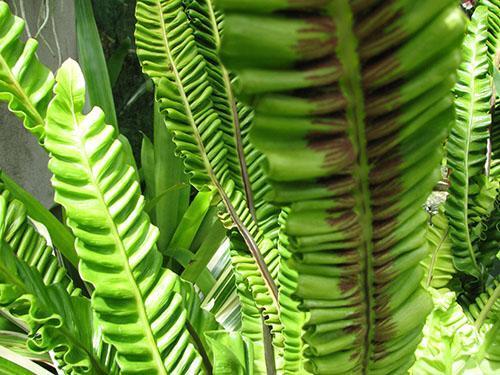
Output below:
[220,0,465,373]
[466,280,500,329]
[182,4,287,364]
[446,6,493,279]
[480,0,500,71]
[410,289,481,375]
[134,2,282,361]
[0,1,54,142]
[0,195,108,374]
[45,59,203,374]
[422,212,455,290]
[0,186,77,294]
[466,280,500,372]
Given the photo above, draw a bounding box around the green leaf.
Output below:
[422,212,455,289]
[205,331,252,375]
[0,344,53,375]
[152,98,190,251]
[182,210,226,288]
[0,331,50,363]
[107,37,131,88]
[75,0,118,130]
[0,1,54,142]
[141,133,156,201]
[168,191,213,256]
[0,171,78,268]
[0,184,78,294]
[135,5,282,368]
[410,289,482,375]
[220,0,465,373]
[45,59,203,373]
[0,197,105,374]
[0,188,115,374]
[446,6,493,279]
[466,280,500,330]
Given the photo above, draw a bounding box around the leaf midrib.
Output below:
[328,1,375,372]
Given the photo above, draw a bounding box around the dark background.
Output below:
[92,0,153,157]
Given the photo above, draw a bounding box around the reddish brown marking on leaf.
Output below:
[374,318,397,342]
[308,91,348,115]
[372,218,397,240]
[295,35,336,63]
[307,136,356,172]
[368,156,402,184]
[324,194,356,210]
[374,262,393,284]
[341,263,363,276]
[339,275,359,294]
[354,1,400,40]
[366,116,399,141]
[370,180,402,205]
[322,175,357,196]
[350,349,362,361]
[344,324,363,335]
[367,134,399,159]
[327,211,359,231]
[313,116,349,129]
[365,91,402,118]
[372,181,402,203]
[362,57,399,88]
[373,201,402,221]
[372,349,387,361]
[374,297,391,319]
[301,16,335,33]
[306,60,342,84]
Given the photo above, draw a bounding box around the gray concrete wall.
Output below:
[0,0,76,207]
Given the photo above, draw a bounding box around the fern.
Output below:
[134,1,284,370]
[446,6,495,279]
[0,194,110,374]
[422,212,455,290]
[466,281,500,372]
[45,59,204,374]
[220,0,465,373]
[0,0,498,374]
[411,289,481,375]
[134,0,279,307]
[0,2,54,142]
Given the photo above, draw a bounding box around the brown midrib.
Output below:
[327,1,376,372]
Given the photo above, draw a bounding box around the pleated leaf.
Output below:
[45,59,203,374]
[410,289,482,375]
[0,186,78,294]
[446,6,493,279]
[0,195,107,374]
[467,280,500,372]
[134,2,281,363]
[220,0,465,373]
[181,2,286,365]
[0,1,54,142]
[422,212,455,290]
